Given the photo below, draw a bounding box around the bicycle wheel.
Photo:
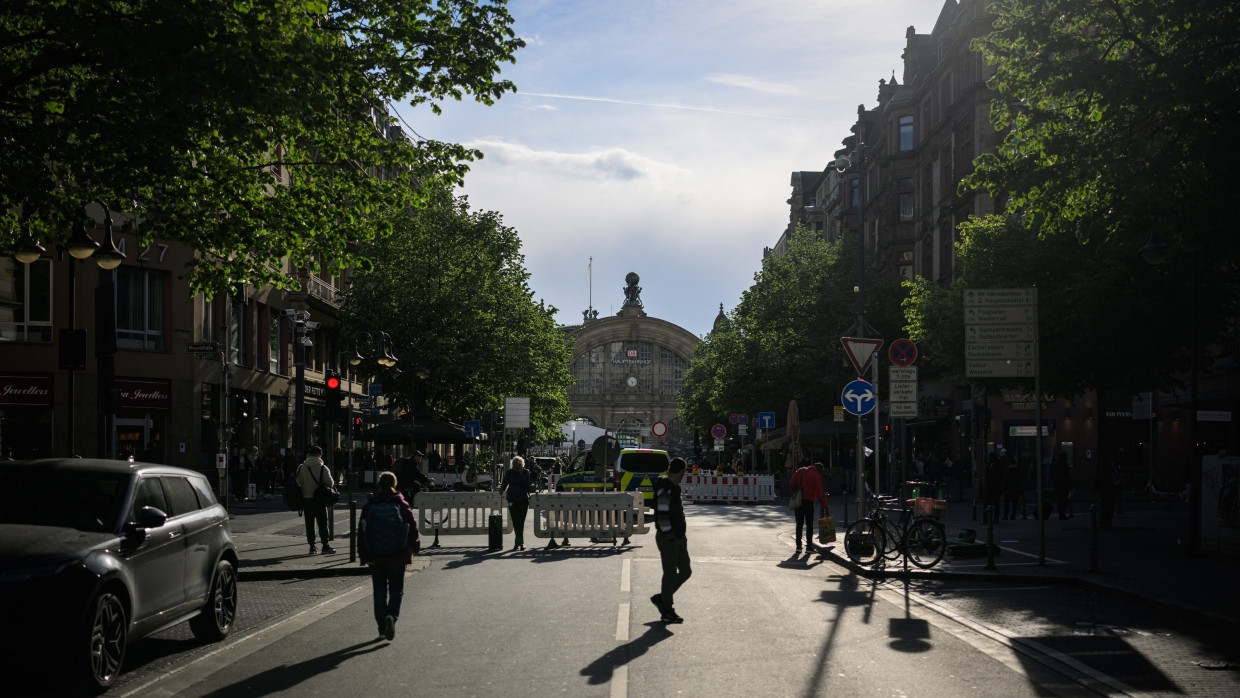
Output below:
[902,518,947,568]
[882,519,903,561]
[844,519,886,567]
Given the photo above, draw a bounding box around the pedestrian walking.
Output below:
[789,461,828,551]
[651,457,691,623]
[1002,458,1024,520]
[499,455,532,550]
[1052,451,1073,519]
[295,445,336,555]
[358,470,420,641]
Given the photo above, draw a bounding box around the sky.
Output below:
[397,0,949,339]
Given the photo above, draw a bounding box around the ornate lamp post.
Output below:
[11,203,126,457]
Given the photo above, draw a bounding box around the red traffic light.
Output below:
[325,375,341,390]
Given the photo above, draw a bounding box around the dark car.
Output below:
[0,459,239,692]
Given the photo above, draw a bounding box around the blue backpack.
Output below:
[364,501,409,556]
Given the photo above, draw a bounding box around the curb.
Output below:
[238,566,372,582]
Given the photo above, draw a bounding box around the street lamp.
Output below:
[10,202,128,457]
[1140,232,1201,555]
[834,135,872,515]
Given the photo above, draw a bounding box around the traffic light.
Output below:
[325,371,342,418]
[955,413,971,438]
[234,395,250,423]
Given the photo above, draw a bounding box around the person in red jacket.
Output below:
[359,471,420,641]
[790,461,829,551]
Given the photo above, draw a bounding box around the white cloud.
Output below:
[467,139,690,183]
[705,73,805,96]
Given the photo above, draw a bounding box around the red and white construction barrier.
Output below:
[681,475,775,503]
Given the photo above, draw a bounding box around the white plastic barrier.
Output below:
[681,475,775,503]
[531,492,649,548]
[412,491,511,547]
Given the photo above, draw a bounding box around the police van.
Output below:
[555,448,670,503]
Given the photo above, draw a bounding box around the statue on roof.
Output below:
[622,272,643,308]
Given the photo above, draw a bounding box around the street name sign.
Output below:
[967,359,1035,377]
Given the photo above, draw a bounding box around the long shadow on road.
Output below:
[580,622,675,685]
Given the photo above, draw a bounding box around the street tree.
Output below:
[680,231,906,430]
[342,187,573,435]
[1,0,523,296]
[904,214,1192,399]
[935,0,1239,396]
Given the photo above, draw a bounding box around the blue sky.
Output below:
[397,0,948,339]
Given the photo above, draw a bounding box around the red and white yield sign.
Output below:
[841,337,884,375]
[889,338,918,366]
[651,421,668,437]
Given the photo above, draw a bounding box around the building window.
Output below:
[269,309,281,373]
[898,178,914,220]
[658,348,688,395]
[201,296,215,343]
[5,258,53,342]
[898,250,914,282]
[850,178,860,208]
[899,116,914,151]
[230,302,244,364]
[115,267,166,352]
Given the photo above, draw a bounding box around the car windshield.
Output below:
[3,467,131,532]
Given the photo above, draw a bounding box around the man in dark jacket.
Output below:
[651,457,690,623]
[359,470,420,641]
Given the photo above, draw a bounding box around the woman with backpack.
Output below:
[358,471,420,641]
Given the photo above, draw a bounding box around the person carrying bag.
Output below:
[295,445,337,555]
[789,461,828,552]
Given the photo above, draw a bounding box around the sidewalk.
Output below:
[821,491,1240,634]
[223,489,1240,633]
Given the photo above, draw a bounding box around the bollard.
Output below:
[984,505,997,570]
[349,500,358,563]
[1089,505,1101,573]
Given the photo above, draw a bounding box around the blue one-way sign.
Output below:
[841,379,877,416]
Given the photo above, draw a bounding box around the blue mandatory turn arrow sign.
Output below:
[841,379,877,416]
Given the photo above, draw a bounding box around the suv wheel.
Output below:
[191,559,237,641]
[82,590,127,691]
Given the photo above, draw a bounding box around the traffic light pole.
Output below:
[292,310,308,462]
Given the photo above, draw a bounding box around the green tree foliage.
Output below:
[680,231,906,430]
[904,214,1195,397]
[969,0,1239,255]
[920,0,1239,396]
[1,0,523,295]
[342,188,573,436]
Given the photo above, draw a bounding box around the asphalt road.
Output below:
[24,503,1240,697]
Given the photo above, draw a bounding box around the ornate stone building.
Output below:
[564,273,700,454]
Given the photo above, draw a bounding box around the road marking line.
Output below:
[620,558,631,592]
[116,577,374,697]
[616,603,630,641]
[611,665,628,698]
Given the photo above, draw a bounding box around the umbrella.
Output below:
[784,399,803,474]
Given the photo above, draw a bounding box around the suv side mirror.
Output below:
[124,506,169,542]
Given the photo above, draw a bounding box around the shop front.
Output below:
[112,377,171,462]
[0,373,53,459]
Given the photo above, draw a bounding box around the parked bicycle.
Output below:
[844,491,947,569]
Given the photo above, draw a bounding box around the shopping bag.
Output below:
[818,515,837,544]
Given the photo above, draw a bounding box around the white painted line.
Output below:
[620,558,631,593]
[616,602,630,642]
[611,665,628,698]
[117,577,374,697]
